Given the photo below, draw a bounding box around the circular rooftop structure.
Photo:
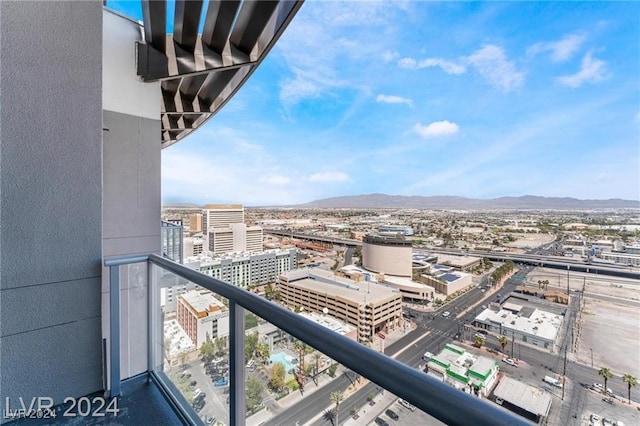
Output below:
[362,234,412,277]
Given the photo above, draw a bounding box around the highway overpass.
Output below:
[264,229,640,280]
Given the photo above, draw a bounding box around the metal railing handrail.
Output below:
[105,253,532,426]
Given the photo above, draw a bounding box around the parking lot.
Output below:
[578,387,640,426]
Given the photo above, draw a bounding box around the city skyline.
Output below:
[110,1,640,205]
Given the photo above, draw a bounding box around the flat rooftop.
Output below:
[299,312,354,335]
[281,269,400,304]
[494,376,552,417]
[475,306,563,341]
[431,253,481,268]
[180,289,225,314]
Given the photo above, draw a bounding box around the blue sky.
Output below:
[110,1,640,206]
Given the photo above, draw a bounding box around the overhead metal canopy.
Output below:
[135,0,304,149]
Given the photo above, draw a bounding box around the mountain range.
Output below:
[296,194,639,210]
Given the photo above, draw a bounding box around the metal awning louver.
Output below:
[136,0,304,148]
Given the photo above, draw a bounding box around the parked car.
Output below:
[374,417,389,426]
[385,409,399,421]
[398,399,416,411]
[214,378,229,387]
[495,397,504,406]
[442,311,450,318]
[422,351,434,361]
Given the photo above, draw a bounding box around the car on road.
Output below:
[398,399,416,411]
[502,358,518,367]
[385,409,399,421]
[442,311,450,318]
[590,413,600,423]
[422,351,434,361]
[592,383,612,394]
[374,417,390,426]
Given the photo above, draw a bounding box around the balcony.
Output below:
[82,254,528,425]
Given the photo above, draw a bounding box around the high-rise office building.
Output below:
[188,213,203,234]
[202,204,244,230]
[202,204,263,255]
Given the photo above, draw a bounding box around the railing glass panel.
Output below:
[151,264,231,426]
[105,254,532,426]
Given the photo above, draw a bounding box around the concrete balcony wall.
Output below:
[101,10,161,383]
[0,1,104,420]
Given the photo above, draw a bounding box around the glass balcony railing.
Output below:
[105,254,532,426]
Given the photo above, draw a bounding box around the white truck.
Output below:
[543,375,563,388]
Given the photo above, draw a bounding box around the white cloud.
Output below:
[413,120,459,138]
[398,57,466,75]
[556,52,609,88]
[465,45,525,93]
[376,94,413,107]
[276,2,406,106]
[260,175,291,186]
[382,50,400,63]
[527,33,586,62]
[308,172,350,183]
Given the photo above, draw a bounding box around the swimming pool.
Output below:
[269,351,298,373]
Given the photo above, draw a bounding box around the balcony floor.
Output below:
[10,374,185,426]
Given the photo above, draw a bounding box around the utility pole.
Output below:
[511,330,515,358]
[561,340,568,400]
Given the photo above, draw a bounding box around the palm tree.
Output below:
[474,335,485,349]
[599,367,614,393]
[498,335,508,353]
[330,391,344,426]
[622,374,637,404]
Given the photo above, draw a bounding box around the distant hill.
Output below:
[162,202,201,209]
[297,194,639,210]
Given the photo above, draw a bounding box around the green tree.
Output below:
[246,377,263,411]
[330,391,344,426]
[328,363,338,377]
[245,332,259,361]
[474,335,485,348]
[256,343,270,364]
[215,336,228,355]
[269,362,286,391]
[245,312,259,329]
[498,335,508,353]
[599,367,614,393]
[622,374,637,404]
[200,339,215,363]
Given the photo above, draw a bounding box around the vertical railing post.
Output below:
[109,265,121,397]
[229,301,246,426]
[147,260,155,376]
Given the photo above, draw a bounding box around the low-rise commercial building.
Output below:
[493,377,552,423]
[277,269,403,343]
[430,253,482,272]
[176,289,229,349]
[421,266,473,296]
[426,343,499,397]
[473,303,564,350]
